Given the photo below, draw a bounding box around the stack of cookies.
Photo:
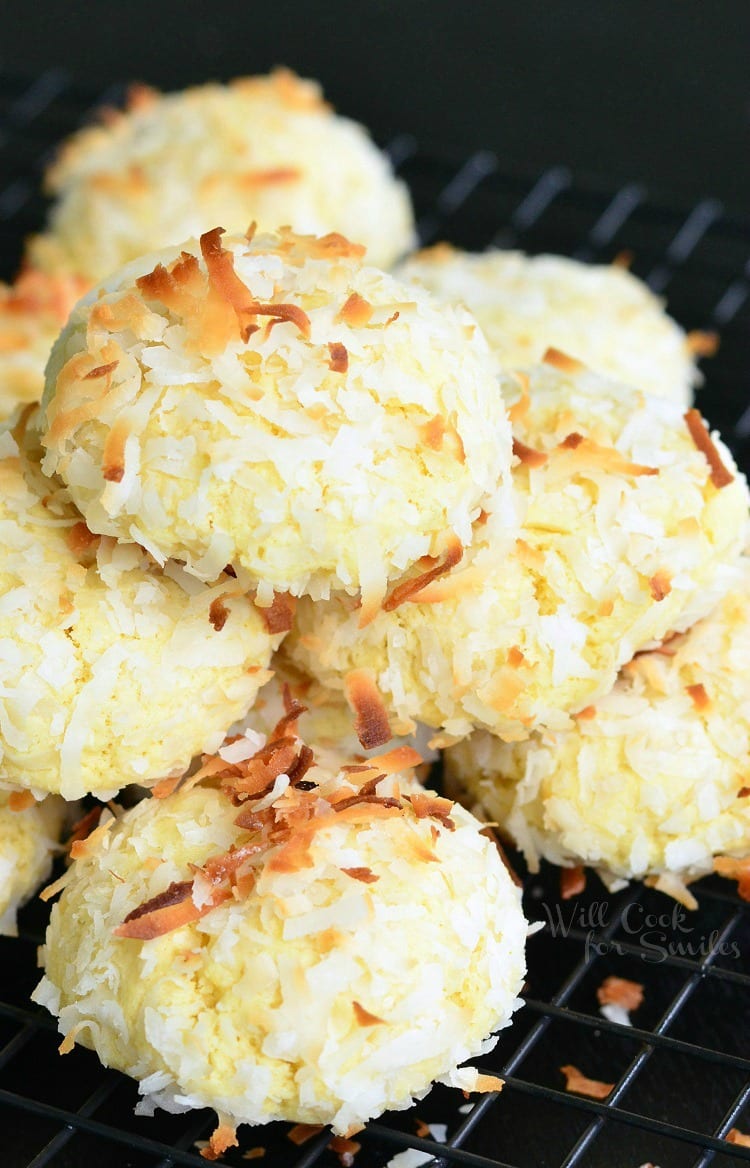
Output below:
[0,69,746,1159]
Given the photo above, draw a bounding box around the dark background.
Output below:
[2,0,750,213]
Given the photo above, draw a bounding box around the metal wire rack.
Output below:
[1,68,749,1168]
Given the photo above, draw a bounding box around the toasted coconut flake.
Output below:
[420,414,447,450]
[611,249,633,269]
[328,1135,361,1167]
[240,167,302,186]
[333,793,403,814]
[407,792,456,831]
[242,1149,266,1160]
[65,521,100,561]
[513,438,548,468]
[686,682,710,711]
[288,1124,325,1146]
[67,806,104,848]
[101,417,130,483]
[644,872,698,910]
[327,341,349,372]
[8,790,36,812]
[648,571,671,601]
[507,371,531,423]
[195,840,265,890]
[58,1021,88,1056]
[383,537,463,611]
[543,347,586,374]
[200,227,260,331]
[350,745,422,781]
[70,817,114,861]
[83,360,119,380]
[561,866,586,899]
[200,227,311,343]
[306,232,366,260]
[151,775,183,799]
[344,669,392,749]
[352,1000,386,1027]
[271,700,308,742]
[137,253,204,320]
[39,869,74,903]
[560,1065,614,1100]
[684,408,734,488]
[686,330,719,358]
[341,866,379,883]
[256,592,297,635]
[201,1123,239,1162]
[555,433,659,478]
[336,292,373,327]
[407,563,486,605]
[472,1074,505,1094]
[114,880,209,939]
[223,737,300,802]
[714,855,750,900]
[597,976,644,1011]
[727,1129,750,1147]
[209,598,230,632]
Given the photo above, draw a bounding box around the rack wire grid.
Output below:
[0,67,749,1168]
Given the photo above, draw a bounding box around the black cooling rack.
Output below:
[1,68,750,1168]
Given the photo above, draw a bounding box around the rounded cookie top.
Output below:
[444,557,750,895]
[41,228,512,608]
[398,246,703,405]
[34,720,527,1142]
[287,357,749,740]
[28,70,415,279]
[0,414,279,800]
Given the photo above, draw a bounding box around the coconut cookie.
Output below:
[40,227,512,609]
[0,791,65,935]
[399,246,706,405]
[33,717,527,1150]
[0,415,280,801]
[0,268,88,423]
[444,558,750,899]
[27,70,414,280]
[287,357,749,741]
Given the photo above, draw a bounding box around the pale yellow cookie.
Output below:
[28,70,414,279]
[0,414,279,800]
[34,726,526,1141]
[445,559,750,893]
[287,358,749,740]
[41,228,512,608]
[399,246,703,404]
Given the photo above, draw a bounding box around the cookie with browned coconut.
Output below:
[41,227,513,614]
[34,711,526,1156]
[445,557,750,907]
